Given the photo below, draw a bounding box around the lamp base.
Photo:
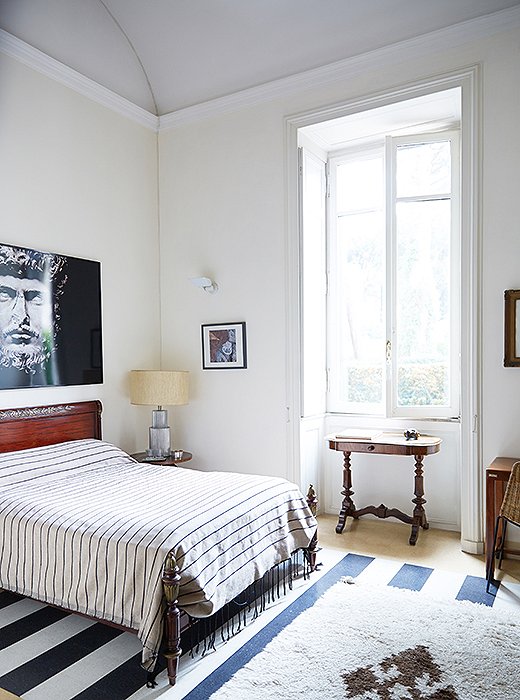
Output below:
[147,409,171,459]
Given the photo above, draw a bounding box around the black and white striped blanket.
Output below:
[0,439,317,669]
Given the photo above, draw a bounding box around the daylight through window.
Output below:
[326,131,460,418]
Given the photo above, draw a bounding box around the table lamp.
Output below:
[129,370,189,460]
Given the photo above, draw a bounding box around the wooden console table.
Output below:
[327,433,441,545]
[485,456,520,579]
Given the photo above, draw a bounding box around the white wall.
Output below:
[481,36,520,467]
[2,16,520,538]
[158,108,289,475]
[0,54,161,450]
[158,21,520,518]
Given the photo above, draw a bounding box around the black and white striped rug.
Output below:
[1,553,518,699]
[0,589,146,699]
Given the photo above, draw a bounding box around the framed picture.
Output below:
[201,322,247,369]
[0,242,103,389]
[504,289,520,366]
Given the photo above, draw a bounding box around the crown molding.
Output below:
[1,5,519,132]
[0,28,159,131]
[159,5,520,130]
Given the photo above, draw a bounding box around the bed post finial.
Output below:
[306,484,318,516]
[162,551,181,686]
[305,484,320,571]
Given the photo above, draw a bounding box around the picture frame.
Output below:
[504,289,520,366]
[201,322,247,370]
[0,242,103,389]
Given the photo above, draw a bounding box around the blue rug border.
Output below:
[181,553,373,699]
[389,562,433,591]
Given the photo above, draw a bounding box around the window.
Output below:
[327,131,460,418]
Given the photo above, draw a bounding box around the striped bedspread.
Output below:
[0,439,317,669]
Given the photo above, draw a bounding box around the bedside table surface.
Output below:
[131,451,192,465]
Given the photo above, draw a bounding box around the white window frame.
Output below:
[300,146,328,418]
[327,129,460,419]
[388,130,461,418]
[327,145,385,416]
[287,66,481,553]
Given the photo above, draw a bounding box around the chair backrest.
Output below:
[499,461,520,525]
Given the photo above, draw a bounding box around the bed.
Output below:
[0,400,318,687]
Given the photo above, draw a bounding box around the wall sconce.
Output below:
[190,276,218,294]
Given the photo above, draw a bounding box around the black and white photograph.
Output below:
[201,321,247,369]
[0,243,103,389]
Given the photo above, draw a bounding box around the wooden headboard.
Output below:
[0,401,102,453]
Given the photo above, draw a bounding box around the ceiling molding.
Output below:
[1,5,519,132]
[0,28,159,131]
[159,5,520,130]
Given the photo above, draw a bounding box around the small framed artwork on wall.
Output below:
[201,322,247,369]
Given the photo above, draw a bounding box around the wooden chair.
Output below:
[486,461,520,592]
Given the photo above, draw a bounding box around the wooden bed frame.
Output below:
[0,400,318,688]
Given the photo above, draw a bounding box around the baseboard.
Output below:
[427,520,459,532]
[460,538,484,555]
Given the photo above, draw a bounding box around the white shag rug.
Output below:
[209,578,518,700]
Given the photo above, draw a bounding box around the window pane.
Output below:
[396,141,451,198]
[395,199,451,406]
[337,157,383,212]
[336,211,385,406]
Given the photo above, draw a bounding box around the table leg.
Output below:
[485,473,505,580]
[336,451,356,534]
[409,454,428,545]
[485,474,495,579]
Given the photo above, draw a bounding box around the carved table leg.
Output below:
[162,551,181,686]
[409,454,428,545]
[336,452,356,534]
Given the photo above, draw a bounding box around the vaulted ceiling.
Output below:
[1,0,519,116]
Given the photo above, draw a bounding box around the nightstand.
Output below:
[131,451,193,466]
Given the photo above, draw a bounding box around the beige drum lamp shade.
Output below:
[130,370,189,407]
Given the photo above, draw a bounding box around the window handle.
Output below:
[386,340,392,363]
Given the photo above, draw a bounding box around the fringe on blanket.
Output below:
[146,550,313,686]
[182,549,311,659]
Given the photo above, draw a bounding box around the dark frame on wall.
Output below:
[201,322,247,370]
[504,289,520,366]
[0,242,103,389]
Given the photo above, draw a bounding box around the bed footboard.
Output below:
[161,552,182,687]
[159,484,319,687]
